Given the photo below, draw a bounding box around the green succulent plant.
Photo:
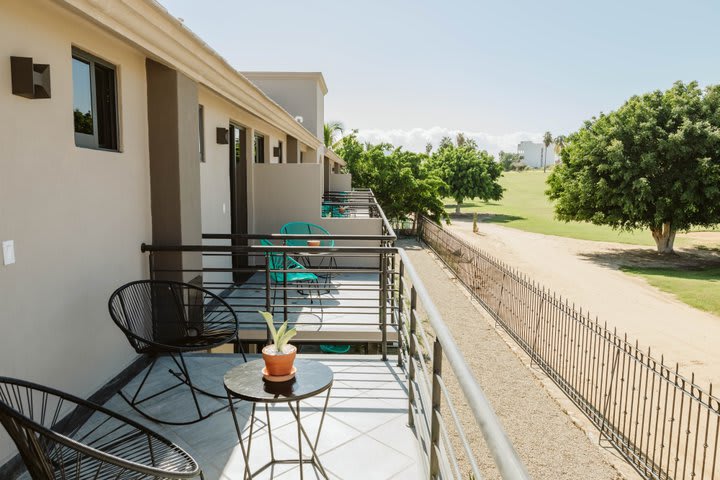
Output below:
[259,311,297,353]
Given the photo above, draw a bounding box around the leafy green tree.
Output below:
[542,131,553,172]
[547,81,720,253]
[73,109,93,134]
[430,140,503,214]
[498,151,522,171]
[336,133,447,227]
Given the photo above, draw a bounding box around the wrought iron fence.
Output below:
[419,216,720,480]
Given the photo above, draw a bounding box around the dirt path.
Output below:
[402,241,627,480]
[446,219,720,387]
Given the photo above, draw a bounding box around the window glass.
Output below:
[72,57,93,135]
[72,49,118,151]
[254,134,265,164]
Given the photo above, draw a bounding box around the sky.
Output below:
[158,0,720,155]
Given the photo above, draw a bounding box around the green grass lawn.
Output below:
[621,267,720,316]
[445,170,718,248]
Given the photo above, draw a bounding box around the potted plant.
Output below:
[259,311,298,378]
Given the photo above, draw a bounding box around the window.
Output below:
[275,140,283,163]
[253,133,265,164]
[198,105,205,162]
[72,48,118,151]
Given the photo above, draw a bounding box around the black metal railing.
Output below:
[322,189,389,221]
[141,239,399,358]
[419,216,720,480]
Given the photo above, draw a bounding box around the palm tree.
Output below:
[553,135,566,161]
[324,121,345,149]
[542,131,553,172]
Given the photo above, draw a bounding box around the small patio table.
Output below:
[224,359,333,479]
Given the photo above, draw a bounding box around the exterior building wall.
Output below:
[0,0,152,464]
[241,74,325,140]
[517,140,557,168]
[329,173,352,192]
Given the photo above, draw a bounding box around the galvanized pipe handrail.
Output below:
[141,243,396,253]
[397,248,530,480]
[202,233,395,241]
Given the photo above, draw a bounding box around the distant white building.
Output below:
[517,140,557,168]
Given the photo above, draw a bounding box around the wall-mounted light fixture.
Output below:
[11,56,51,99]
[216,127,229,144]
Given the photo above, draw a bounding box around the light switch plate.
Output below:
[2,240,15,265]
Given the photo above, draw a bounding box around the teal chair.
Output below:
[280,222,335,247]
[260,239,322,314]
[280,222,338,286]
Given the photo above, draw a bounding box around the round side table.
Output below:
[224,358,333,479]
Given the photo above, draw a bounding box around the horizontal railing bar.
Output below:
[202,232,394,241]
[435,407,465,480]
[437,375,484,480]
[142,244,397,253]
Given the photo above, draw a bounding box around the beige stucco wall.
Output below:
[329,173,352,192]
[0,0,152,464]
[242,75,324,140]
[252,164,382,267]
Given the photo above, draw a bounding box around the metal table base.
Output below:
[227,388,332,480]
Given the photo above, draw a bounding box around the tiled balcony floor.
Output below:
[102,354,424,480]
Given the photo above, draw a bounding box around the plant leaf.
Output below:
[259,311,277,344]
[276,322,288,349]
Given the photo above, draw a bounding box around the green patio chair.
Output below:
[260,239,323,315]
[280,222,338,285]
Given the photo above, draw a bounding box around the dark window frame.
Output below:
[72,47,119,152]
[198,104,205,162]
[253,133,265,164]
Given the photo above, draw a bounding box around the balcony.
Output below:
[99,354,422,479]
[5,192,527,480]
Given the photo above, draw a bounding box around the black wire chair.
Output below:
[0,376,203,479]
[108,280,246,425]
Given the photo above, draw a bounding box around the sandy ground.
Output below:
[402,241,629,480]
[446,219,720,387]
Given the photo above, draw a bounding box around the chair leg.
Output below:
[120,354,229,426]
[169,353,229,400]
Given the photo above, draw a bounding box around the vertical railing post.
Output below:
[264,252,272,344]
[408,286,417,428]
[380,251,388,361]
[430,338,443,479]
[282,251,288,324]
[397,258,405,367]
[148,251,155,281]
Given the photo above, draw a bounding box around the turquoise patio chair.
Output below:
[280,222,338,286]
[260,239,323,315]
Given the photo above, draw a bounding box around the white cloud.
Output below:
[355,127,543,157]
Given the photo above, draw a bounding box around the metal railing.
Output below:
[141,240,399,358]
[396,249,530,480]
[322,189,393,224]
[419,216,720,480]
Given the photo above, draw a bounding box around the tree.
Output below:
[553,135,566,155]
[323,121,345,149]
[546,81,720,254]
[430,142,504,214]
[498,151,522,171]
[542,131,553,172]
[336,133,447,228]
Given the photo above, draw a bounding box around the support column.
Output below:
[286,135,299,163]
[146,59,202,285]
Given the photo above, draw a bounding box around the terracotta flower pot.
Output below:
[262,344,297,376]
